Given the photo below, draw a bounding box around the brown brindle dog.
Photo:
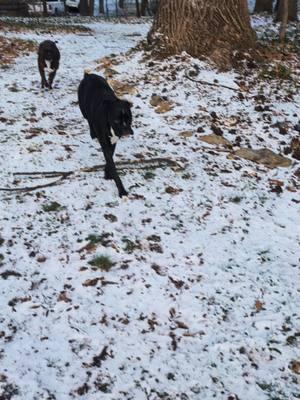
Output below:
[38,40,60,89]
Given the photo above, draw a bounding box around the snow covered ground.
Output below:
[0,17,299,400]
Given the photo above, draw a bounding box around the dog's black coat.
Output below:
[78,73,133,197]
[38,40,60,89]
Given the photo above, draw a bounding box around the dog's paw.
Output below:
[119,190,129,199]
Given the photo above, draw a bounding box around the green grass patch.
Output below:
[86,233,111,246]
[182,173,192,180]
[143,171,156,180]
[122,238,141,253]
[88,255,114,271]
[42,201,62,212]
[229,196,242,204]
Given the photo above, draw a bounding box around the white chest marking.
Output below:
[110,128,119,145]
[45,60,54,73]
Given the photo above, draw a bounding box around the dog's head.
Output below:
[107,99,134,138]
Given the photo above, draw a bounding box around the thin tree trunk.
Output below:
[63,0,67,15]
[42,0,48,16]
[149,0,159,14]
[99,0,104,13]
[141,0,150,15]
[275,0,298,22]
[279,0,289,41]
[79,0,89,15]
[89,0,94,15]
[135,0,141,17]
[148,0,256,69]
[254,0,273,13]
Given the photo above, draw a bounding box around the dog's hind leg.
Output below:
[48,69,57,89]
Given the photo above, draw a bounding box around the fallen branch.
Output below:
[12,158,185,177]
[185,70,239,92]
[0,176,67,193]
[13,171,73,178]
[0,157,186,193]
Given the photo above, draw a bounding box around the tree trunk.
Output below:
[148,0,256,69]
[63,0,67,15]
[89,0,94,15]
[79,0,89,15]
[254,0,273,13]
[149,0,159,15]
[99,0,104,13]
[42,0,48,16]
[141,0,150,15]
[135,0,141,17]
[279,0,289,41]
[275,0,298,21]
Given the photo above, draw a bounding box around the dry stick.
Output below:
[13,171,74,178]
[185,71,239,92]
[12,158,185,178]
[0,176,66,193]
[0,158,186,193]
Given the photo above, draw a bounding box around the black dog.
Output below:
[38,40,60,89]
[78,72,133,197]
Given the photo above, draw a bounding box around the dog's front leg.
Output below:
[104,143,116,180]
[100,142,127,198]
[38,62,48,89]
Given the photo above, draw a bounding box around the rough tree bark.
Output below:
[254,0,273,13]
[275,0,298,21]
[148,0,256,69]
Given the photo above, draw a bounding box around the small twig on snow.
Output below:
[185,70,239,92]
